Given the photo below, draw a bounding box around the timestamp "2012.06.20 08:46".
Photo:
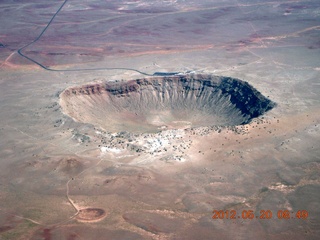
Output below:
[212,210,309,220]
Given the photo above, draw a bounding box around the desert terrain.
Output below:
[0,0,319,239]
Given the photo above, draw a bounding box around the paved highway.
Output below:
[17,0,154,76]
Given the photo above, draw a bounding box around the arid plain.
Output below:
[0,0,320,239]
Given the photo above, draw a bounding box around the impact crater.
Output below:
[60,74,275,133]
[76,208,106,222]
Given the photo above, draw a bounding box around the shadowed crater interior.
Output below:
[60,74,275,133]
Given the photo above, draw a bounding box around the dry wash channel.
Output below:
[60,74,275,133]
